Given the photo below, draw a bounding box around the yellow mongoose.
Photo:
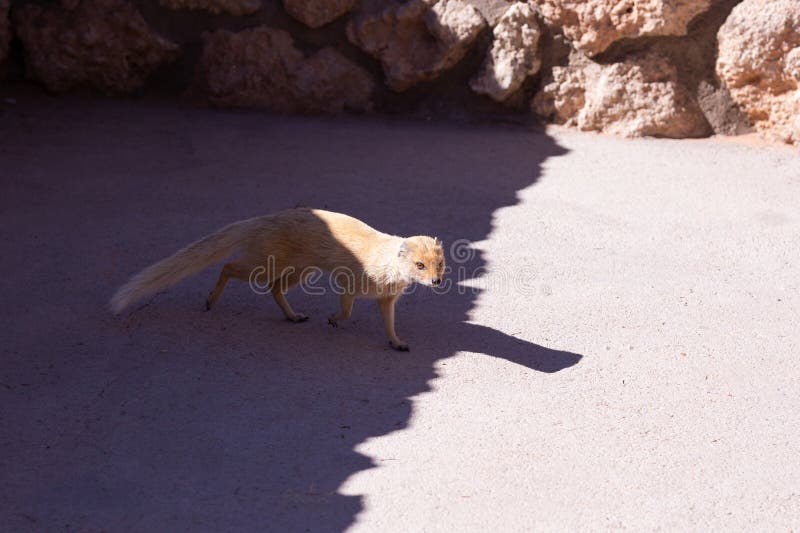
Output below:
[110,208,445,350]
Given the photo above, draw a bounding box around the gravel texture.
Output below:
[1,94,798,531]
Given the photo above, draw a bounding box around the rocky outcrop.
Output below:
[533,52,710,138]
[14,0,179,94]
[159,0,261,16]
[283,0,355,28]
[531,0,712,57]
[716,0,800,145]
[470,2,541,102]
[347,0,486,91]
[0,0,9,67]
[2,0,795,145]
[468,0,517,26]
[193,27,374,113]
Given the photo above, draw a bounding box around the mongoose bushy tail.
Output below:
[110,218,255,314]
[109,208,446,350]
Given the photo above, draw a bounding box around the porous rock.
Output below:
[530,0,712,57]
[158,0,261,16]
[533,51,710,138]
[193,27,374,113]
[283,0,355,28]
[470,2,542,102]
[14,0,179,94]
[716,0,800,145]
[347,0,487,91]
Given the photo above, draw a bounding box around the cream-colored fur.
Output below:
[110,208,445,350]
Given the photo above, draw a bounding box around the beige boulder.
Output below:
[716,0,800,145]
[14,0,178,94]
[283,0,355,28]
[159,0,261,16]
[193,27,374,113]
[533,52,710,138]
[467,0,516,26]
[293,48,375,111]
[347,0,486,91]
[470,2,542,102]
[531,0,711,57]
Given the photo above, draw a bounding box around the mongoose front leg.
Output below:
[328,294,355,328]
[378,295,408,351]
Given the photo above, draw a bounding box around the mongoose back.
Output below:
[110,208,446,350]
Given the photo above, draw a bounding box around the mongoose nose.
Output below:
[431,278,441,286]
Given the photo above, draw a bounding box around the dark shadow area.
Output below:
[0,96,580,531]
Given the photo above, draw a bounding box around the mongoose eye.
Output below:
[437,262,443,270]
[415,262,426,270]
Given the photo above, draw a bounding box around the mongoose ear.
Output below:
[398,241,409,258]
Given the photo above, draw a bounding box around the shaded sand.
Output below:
[1,94,799,531]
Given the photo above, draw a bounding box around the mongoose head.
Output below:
[399,236,446,287]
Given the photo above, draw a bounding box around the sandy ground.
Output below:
[1,94,799,532]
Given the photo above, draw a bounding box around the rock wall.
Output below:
[14,0,179,94]
[2,0,796,144]
[533,50,711,138]
[191,26,373,112]
[716,0,799,144]
[0,0,9,68]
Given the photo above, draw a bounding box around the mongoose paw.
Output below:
[328,317,338,328]
[390,341,410,352]
[288,313,309,323]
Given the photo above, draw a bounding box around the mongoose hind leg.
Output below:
[272,271,309,322]
[207,261,257,310]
